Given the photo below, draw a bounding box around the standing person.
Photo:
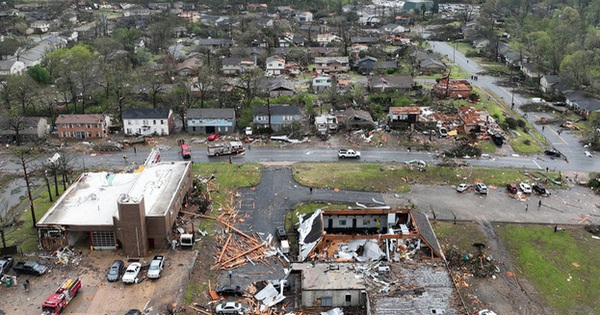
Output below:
[538,200,542,208]
[309,187,313,194]
[24,279,30,291]
[133,146,137,155]
[542,126,545,131]
[525,203,529,212]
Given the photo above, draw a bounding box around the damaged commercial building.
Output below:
[292,208,459,314]
[36,153,193,257]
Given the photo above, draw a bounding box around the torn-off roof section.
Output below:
[298,209,323,261]
[411,211,444,259]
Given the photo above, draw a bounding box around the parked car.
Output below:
[125,310,142,315]
[275,227,287,241]
[268,279,290,291]
[122,262,142,284]
[208,134,220,142]
[532,184,550,195]
[506,184,518,194]
[0,256,13,276]
[530,97,546,104]
[552,101,567,107]
[475,183,488,195]
[519,183,532,194]
[439,127,448,138]
[456,184,469,193]
[13,260,47,276]
[147,255,164,279]
[215,301,243,315]
[217,285,244,297]
[544,150,562,158]
[338,149,361,158]
[107,260,124,282]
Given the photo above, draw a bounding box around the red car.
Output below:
[207,134,220,142]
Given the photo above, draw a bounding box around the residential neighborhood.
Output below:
[0,0,599,315]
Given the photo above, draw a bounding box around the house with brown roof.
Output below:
[55,114,108,139]
[388,106,421,125]
[457,106,490,134]
[432,78,472,99]
[314,57,349,73]
[221,57,256,75]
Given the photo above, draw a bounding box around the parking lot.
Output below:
[0,250,197,315]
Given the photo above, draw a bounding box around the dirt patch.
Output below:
[0,249,197,314]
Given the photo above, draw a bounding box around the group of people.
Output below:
[470,75,479,80]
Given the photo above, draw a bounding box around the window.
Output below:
[128,120,132,125]
[96,132,99,137]
[345,294,352,302]
[362,219,370,225]
[321,297,332,307]
[339,219,347,226]
[153,119,157,125]
[161,120,164,124]
[61,132,66,138]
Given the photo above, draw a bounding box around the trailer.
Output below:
[207,141,245,157]
[42,277,82,315]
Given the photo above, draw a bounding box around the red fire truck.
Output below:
[42,277,82,315]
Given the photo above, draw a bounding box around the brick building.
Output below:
[55,114,108,139]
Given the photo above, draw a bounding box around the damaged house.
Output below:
[297,208,443,262]
[292,208,459,314]
[432,77,472,99]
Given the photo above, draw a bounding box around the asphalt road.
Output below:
[0,144,590,174]
[429,41,599,171]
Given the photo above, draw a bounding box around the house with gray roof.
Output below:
[0,60,26,75]
[221,57,257,75]
[252,104,303,132]
[197,38,234,49]
[368,75,414,92]
[565,91,600,118]
[186,108,236,134]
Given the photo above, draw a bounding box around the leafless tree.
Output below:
[9,146,40,227]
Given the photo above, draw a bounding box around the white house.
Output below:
[122,108,175,136]
[312,75,333,92]
[0,60,26,75]
[30,20,50,33]
[266,56,286,76]
[317,33,341,46]
[295,11,313,22]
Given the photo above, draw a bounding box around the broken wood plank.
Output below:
[217,234,233,263]
[219,243,264,267]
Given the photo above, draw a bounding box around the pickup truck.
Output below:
[0,256,13,276]
[147,255,164,279]
[13,260,48,276]
[338,149,361,159]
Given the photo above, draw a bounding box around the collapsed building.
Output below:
[292,208,460,314]
[36,150,193,257]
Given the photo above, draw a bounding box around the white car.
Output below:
[519,182,532,194]
[456,184,469,193]
[338,149,361,158]
[215,301,243,315]
[122,262,142,284]
[147,256,164,279]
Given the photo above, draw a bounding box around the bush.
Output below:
[505,117,518,129]
[523,139,531,145]
[517,119,526,128]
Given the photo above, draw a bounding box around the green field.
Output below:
[292,163,562,192]
[499,225,600,314]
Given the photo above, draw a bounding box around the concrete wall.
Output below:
[302,289,365,307]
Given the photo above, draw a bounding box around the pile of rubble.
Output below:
[40,246,82,267]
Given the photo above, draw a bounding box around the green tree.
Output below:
[560,50,593,86]
[27,65,51,85]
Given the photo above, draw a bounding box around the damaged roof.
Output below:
[411,211,444,259]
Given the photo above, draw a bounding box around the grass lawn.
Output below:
[498,225,600,314]
[293,163,563,192]
[476,141,496,153]
[432,221,487,254]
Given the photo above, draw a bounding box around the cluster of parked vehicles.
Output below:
[107,255,165,284]
[457,182,550,196]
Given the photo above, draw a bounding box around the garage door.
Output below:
[91,231,116,250]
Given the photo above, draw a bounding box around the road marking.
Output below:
[532,159,542,169]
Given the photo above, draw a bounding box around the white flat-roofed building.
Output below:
[37,158,193,257]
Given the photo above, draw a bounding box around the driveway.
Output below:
[219,165,385,297]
